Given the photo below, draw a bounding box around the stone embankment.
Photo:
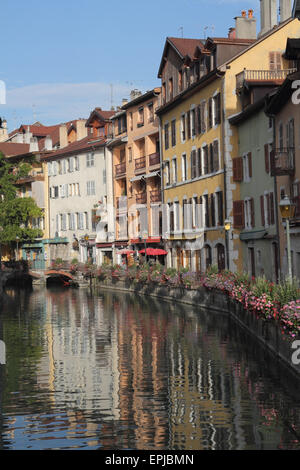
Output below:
[98,278,300,380]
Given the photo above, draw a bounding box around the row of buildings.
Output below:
[1,0,300,281]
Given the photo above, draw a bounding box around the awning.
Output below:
[130,175,145,182]
[144,171,160,179]
[118,249,135,255]
[240,230,268,241]
[139,248,167,256]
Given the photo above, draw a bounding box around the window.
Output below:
[87,180,96,196]
[204,194,210,227]
[84,212,89,230]
[169,78,173,100]
[208,97,213,129]
[200,101,206,134]
[191,150,197,179]
[171,119,176,147]
[77,213,84,230]
[243,152,252,181]
[128,147,132,162]
[269,51,282,70]
[138,107,144,127]
[191,108,196,137]
[69,213,75,230]
[87,152,95,167]
[244,198,255,229]
[178,70,183,92]
[181,115,186,142]
[148,102,154,123]
[233,200,245,229]
[174,201,180,231]
[213,93,221,126]
[181,154,187,181]
[203,146,209,175]
[233,157,243,182]
[261,192,275,227]
[172,158,177,183]
[164,123,169,150]
[165,161,170,186]
[74,156,79,171]
[186,110,191,139]
[60,214,67,231]
[210,194,216,227]
[216,191,224,226]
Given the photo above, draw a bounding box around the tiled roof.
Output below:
[0,142,31,157]
[41,135,106,160]
[167,37,205,59]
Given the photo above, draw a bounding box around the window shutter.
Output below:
[267,193,271,226]
[270,146,275,175]
[215,93,221,125]
[247,152,252,178]
[233,157,243,182]
[270,192,275,225]
[264,144,270,173]
[208,98,213,128]
[250,197,255,228]
[213,141,219,172]
[209,143,213,173]
[204,146,209,174]
[269,52,275,70]
[233,200,245,229]
[260,195,265,227]
[200,102,206,133]
[191,150,197,179]
[196,105,200,134]
[197,148,202,177]
[186,111,191,139]
[210,194,216,227]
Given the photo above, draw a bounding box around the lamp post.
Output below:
[0,226,3,271]
[224,219,231,270]
[279,195,296,280]
[16,236,20,262]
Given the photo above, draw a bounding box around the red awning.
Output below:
[139,248,167,256]
[146,237,161,243]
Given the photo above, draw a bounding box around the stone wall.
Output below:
[99,278,300,379]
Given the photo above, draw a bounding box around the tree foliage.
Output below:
[0,152,43,244]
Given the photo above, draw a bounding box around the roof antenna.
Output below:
[204,26,208,39]
[179,26,183,38]
[211,25,215,37]
[110,83,114,110]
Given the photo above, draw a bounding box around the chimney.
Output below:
[235,10,257,39]
[76,119,87,141]
[59,124,68,148]
[29,137,39,152]
[122,98,128,106]
[0,119,8,142]
[44,135,53,151]
[280,0,291,22]
[228,27,236,39]
[259,0,277,37]
[24,128,32,144]
[130,89,142,101]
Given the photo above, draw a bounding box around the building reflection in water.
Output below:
[0,287,300,450]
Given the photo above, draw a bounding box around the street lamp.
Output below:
[16,236,20,261]
[279,195,296,280]
[224,219,231,270]
[0,226,3,271]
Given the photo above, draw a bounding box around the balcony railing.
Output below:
[149,152,160,166]
[150,189,161,203]
[271,148,295,176]
[135,156,146,172]
[236,69,296,90]
[292,196,300,218]
[136,192,147,204]
[115,162,126,176]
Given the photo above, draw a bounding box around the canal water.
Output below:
[0,286,300,450]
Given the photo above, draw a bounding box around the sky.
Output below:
[0,0,262,130]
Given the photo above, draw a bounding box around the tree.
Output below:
[0,152,43,252]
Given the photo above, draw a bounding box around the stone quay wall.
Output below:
[98,278,300,380]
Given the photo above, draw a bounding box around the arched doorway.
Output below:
[204,244,212,271]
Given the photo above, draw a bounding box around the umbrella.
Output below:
[139,248,167,256]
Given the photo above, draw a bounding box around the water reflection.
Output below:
[0,287,300,450]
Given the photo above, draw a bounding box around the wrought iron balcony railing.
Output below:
[150,189,161,203]
[135,156,146,172]
[271,148,295,176]
[115,162,126,176]
[136,192,147,204]
[149,152,160,166]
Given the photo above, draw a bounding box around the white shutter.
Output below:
[48,162,52,176]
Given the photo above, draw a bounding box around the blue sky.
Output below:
[0,0,261,129]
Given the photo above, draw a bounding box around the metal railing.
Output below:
[272,148,295,176]
[136,192,147,204]
[149,152,160,166]
[150,189,161,203]
[135,156,146,171]
[115,162,126,176]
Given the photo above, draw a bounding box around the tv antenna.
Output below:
[179,26,183,38]
[203,26,208,39]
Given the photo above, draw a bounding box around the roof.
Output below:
[158,37,205,77]
[0,142,31,157]
[121,88,161,110]
[284,37,300,59]
[265,70,300,115]
[85,108,116,127]
[205,37,256,46]
[41,135,106,160]
[228,94,270,126]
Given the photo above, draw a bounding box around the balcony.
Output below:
[150,189,161,203]
[115,162,126,177]
[136,192,147,205]
[292,196,300,218]
[116,196,127,212]
[271,148,295,176]
[236,69,296,91]
[135,156,146,173]
[149,152,160,167]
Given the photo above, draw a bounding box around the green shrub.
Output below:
[252,276,274,299]
[274,278,300,308]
